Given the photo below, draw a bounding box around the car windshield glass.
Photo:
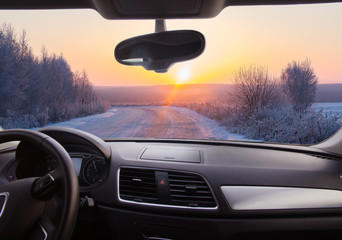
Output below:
[0,4,342,144]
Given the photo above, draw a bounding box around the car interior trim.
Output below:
[222,186,342,210]
[2,0,342,20]
[39,224,48,240]
[0,192,9,218]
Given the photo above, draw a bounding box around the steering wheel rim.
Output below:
[0,129,79,240]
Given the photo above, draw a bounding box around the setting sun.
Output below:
[177,66,191,84]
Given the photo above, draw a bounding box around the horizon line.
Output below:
[93,82,342,88]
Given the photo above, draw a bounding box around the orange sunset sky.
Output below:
[1,3,342,86]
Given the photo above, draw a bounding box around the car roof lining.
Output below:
[1,0,342,19]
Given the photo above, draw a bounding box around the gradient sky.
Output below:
[0,3,342,86]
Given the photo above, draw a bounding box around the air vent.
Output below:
[168,171,216,208]
[119,167,217,209]
[119,168,158,203]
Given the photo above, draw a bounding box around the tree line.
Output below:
[0,24,108,129]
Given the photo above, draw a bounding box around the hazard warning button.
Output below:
[157,175,168,187]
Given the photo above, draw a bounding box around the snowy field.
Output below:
[313,102,342,116]
[39,103,342,141]
[42,106,249,141]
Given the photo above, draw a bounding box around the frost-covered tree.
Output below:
[233,65,279,113]
[0,24,19,116]
[281,59,317,113]
[73,70,108,116]
[0,23,108,129]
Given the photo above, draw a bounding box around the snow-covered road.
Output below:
[44,106,247,140]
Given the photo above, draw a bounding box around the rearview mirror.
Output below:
[114,30,205,73]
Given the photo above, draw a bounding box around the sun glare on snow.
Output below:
[177,66,191,84]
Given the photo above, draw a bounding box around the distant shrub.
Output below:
[232,65,281,114]
[178,101,233,121]
[180,99,341,144]
[222,105,341,144]
[281,59,318,113]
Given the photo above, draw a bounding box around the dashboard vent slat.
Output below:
[119,168,157,203]
[168,171,216,208]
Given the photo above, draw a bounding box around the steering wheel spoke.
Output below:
[28,216,57,240]
[0,178,45,240]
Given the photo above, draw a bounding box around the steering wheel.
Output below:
[0,129,79,240]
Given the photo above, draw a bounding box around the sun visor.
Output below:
[104,0,227,18]
[114,0,202,15]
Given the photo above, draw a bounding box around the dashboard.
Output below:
[1,127,342,239]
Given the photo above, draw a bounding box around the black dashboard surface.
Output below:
[1,127,342,239]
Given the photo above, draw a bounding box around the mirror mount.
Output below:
[155,19,167,33]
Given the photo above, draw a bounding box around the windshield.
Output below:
[0,4,342,144]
